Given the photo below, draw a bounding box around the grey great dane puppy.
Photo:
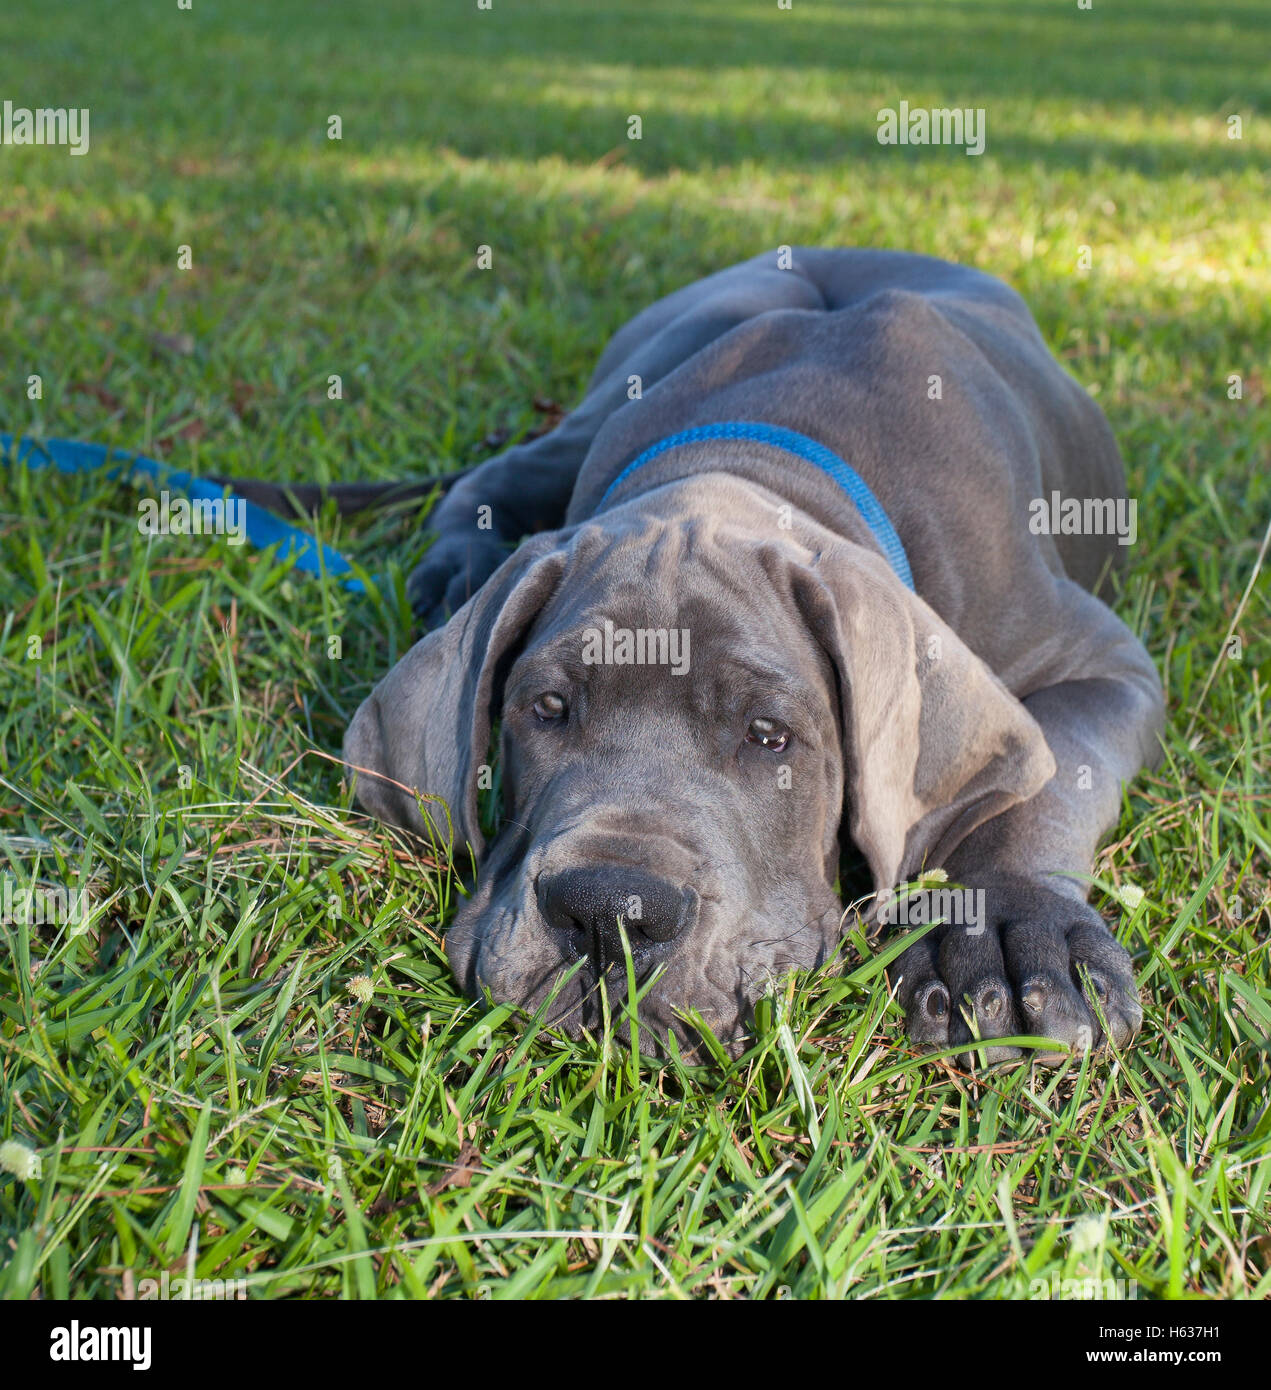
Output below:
[342,248,1164,1060]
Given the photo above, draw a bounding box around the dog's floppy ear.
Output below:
[791,543,1056,894]
[343,534,567,856]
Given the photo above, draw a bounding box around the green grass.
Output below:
[1,0,1268,1300]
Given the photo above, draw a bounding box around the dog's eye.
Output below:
[746,717,790,752]
[532,692,568,722]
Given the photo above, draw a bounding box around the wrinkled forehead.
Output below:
[506,523,834,711]
[537,508,803,633]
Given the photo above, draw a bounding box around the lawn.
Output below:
[0,0,1268,1300]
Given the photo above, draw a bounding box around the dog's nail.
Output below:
[1020,981,1047,1014]
[979,987,1004,1018]
[920,982,949,1019]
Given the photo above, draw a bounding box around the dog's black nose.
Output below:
[536,865,698,959]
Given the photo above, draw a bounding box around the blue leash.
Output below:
[599,420,914,590]
[1,433,365,593]
[4,422,914,596]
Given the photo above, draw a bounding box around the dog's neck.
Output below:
[597,422,913,589]
[576,433,904,581]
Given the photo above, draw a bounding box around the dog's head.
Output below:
[344,476,1053,1052]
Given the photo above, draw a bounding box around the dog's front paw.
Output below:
[891,873,1143,1066]
[407,532,509,629]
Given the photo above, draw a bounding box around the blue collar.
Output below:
[598,421,914,590]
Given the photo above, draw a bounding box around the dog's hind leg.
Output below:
[408,261,827,626]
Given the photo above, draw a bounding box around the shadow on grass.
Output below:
[4,0,1267,181]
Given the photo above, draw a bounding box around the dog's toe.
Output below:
[1066,918,1143,1047]
[910,977,953,1045]
[948,977,1023,1064]
[1013,970,1096,1062]
[896,934,951,1046]
[939,925,1022,1063]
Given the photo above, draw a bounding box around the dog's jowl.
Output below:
[344,248,1163,1059]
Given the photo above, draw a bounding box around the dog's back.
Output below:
[569,248,1130,661]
